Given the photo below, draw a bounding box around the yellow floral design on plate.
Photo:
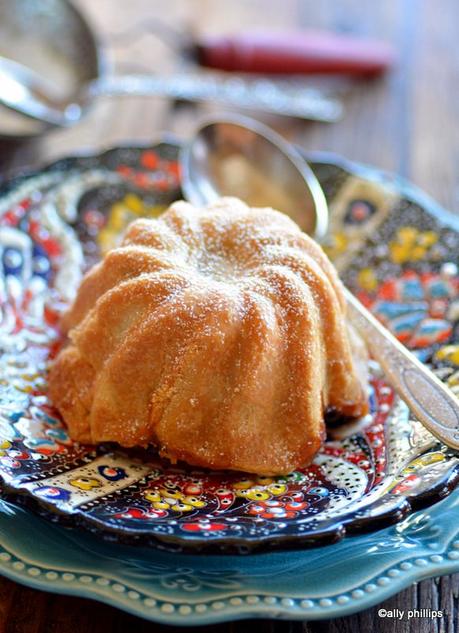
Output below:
[323,231,349,262]
[434,345,459,397]
[435,344,459,366]
[98,193,167,254]
[357,267,378,292]
[389,226,438,264]
[144,489,206,513]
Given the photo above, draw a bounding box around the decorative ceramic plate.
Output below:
[0,491,459,624]
[1,142,459,553]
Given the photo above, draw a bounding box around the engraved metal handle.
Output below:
[345,287,459,450]
[93,74,342,123]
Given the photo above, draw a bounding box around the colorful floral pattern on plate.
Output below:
[0,143,458,552]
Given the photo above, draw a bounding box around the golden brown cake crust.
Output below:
[48,198,368,475]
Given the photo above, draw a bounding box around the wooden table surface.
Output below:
[1,1,458,631]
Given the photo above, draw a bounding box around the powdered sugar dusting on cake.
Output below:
[48,197,368,475]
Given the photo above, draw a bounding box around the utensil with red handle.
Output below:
[194,30,395,76]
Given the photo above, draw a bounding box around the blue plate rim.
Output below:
[0,493,457,625]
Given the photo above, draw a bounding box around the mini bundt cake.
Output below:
[48,197,368,475]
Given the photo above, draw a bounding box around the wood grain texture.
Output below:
[0,0,458,631]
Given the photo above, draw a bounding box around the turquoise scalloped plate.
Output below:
[0,493,458,625]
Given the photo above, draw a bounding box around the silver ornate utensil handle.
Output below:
[345,287,459,450]
[94,74,342,123]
